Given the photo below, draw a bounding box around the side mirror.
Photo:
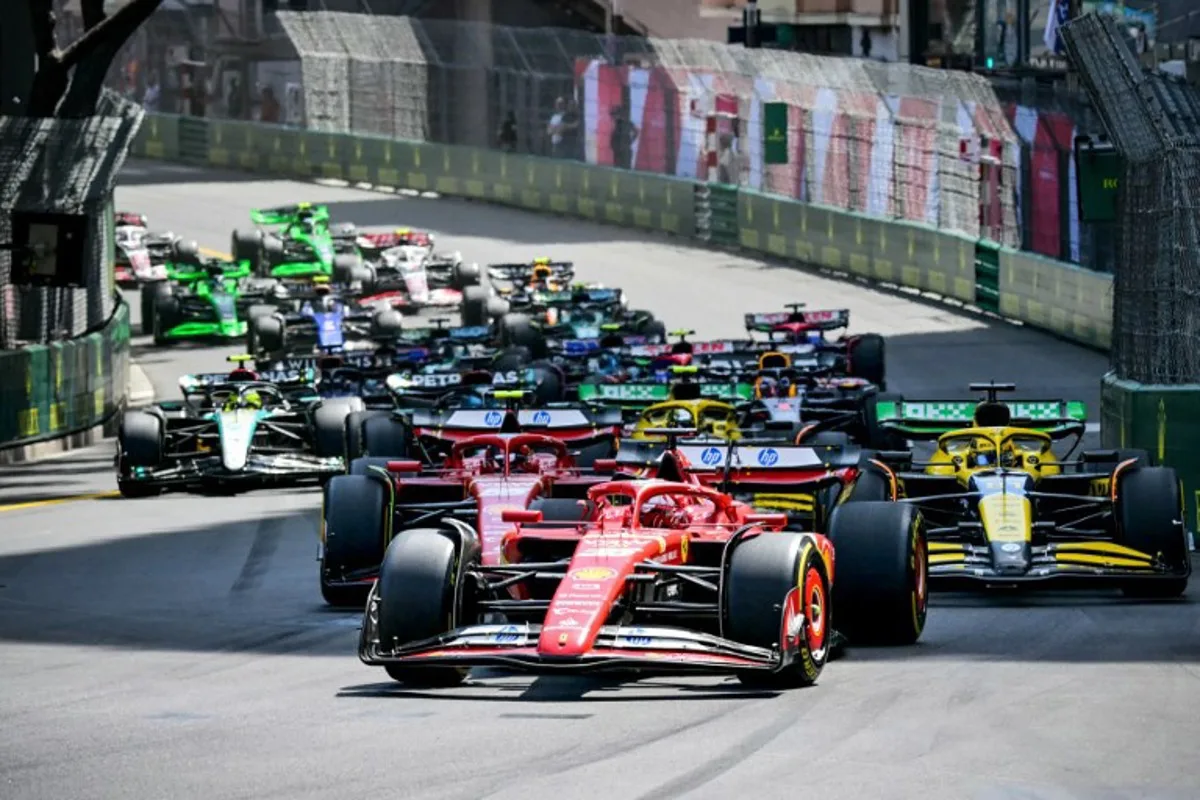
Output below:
[592,459,617,473]
[385,460,422,473]
[501,509,543,524]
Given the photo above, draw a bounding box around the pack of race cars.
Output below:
[113,204,1193,691]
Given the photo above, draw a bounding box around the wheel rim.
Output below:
[803,566,826,656]
[913,535,928,628]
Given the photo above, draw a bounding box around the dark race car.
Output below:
[743,303,887,388]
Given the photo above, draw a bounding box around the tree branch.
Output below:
[60,0,163,71]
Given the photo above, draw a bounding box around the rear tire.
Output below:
[826,502,927,646]
[313,398,365,458]
[725,532,830,688]
[460,286,489,327]
[452,261,481,290]
[345,410,390,461]
[1116,467,1189,598]
[321,474,388,607]
[376,529,468,686]
[362,415,410,458]
[140,281,172,336]
[251,314,285,355]
[848,334,886,389]
[499,313,546,359]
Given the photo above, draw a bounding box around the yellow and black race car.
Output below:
[868,382,1191,597]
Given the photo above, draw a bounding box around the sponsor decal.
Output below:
[1001,543,1022,553]
[558,618,581,628]
[495,625,521,643]
[484,410,504,426]
[532,410,552,425]
[680,536,689,563]
[757,448,780,467]
[622,628,652,646]
[570,567,616,581]
[700,446,723,466]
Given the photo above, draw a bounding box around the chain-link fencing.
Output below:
[0,90,144,349]
[272,11,1018,245]
[1062,12,1200,384]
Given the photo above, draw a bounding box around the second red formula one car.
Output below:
[353,432,927,689]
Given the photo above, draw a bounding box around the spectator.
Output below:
[560,98,581,161]
[610,105,638,169]
[227,76,244,119]
[260,85,281,123]
[547,97,567,157]
[142,71,160,111]
[498,111,518,152]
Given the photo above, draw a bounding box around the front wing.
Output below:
[928,540,1191,589]
[123,451,343,491]
[360,615,805,676]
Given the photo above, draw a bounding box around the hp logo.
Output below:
[757,448,780,467]
[532,410,552,425]
[483,411,503,427]
[700,447,722,466]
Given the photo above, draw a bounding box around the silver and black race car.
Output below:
[114,359,361,497]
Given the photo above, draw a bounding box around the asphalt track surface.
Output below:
[2,160,1197,800]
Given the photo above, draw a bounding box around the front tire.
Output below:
[375,529,468,686]
[725,532,830,688]
[1116,467,1190,598]
[321,474,388,607]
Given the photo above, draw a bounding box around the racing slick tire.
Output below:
[372,309,405,337]
[725,531,831,688]
[152,294,182,346]
[460,285,490,327]
[826,502,927,647]
[797,431,853,447]
[117,411,164,498]
[863,392,908,451]
[332,254,363,285]
[848,334,886,389]
[1115,466,1190,598]
[250,313,285,355]
[362,415,411,458]
[499,313,547,359]
[231,229,262,266]
[321,474,389,607]
[172,239,201,265]
[451,261,481,291]
[376,528,469,686]
[345,410,391,460]
[313,398,366,459]
[637,318,668,343]
[140,281,172,336]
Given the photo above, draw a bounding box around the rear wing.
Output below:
[397,324,493,344]
[875,398,1088,437]
[256,348,431,375]
[487,261,575,283]
[551,335,655,357]
[250,203,328,226]
[578,381,755,406]
[612,442,861,473]
[410,406,607,431]
[178,371,315,392]
[744,308,850,333]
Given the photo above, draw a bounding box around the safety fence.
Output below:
[1063,12,1200,386]
[131,110,1115,355]
[0,296,130,450]
[0,91,144,348]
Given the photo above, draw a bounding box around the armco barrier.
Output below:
[0,297,130,453]
[132,111,1115,346]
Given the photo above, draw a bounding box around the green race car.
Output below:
[231,202,360,279]
[141,251,257,345]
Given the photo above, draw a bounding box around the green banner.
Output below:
[763,102,788,165]
[0,299,130,451]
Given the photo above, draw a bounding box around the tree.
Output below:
[27,0,164,118]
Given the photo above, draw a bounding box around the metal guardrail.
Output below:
[130,111,1113,352]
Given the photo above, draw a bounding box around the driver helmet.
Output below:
[228,367,258,382]
[671,408,693,428]
[225,389,262,410]
[594,351,621,377]
[970,438,998,468]
[758,376,778,398]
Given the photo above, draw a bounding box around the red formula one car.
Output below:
[352,432,927,689]
[743,303,887,388]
